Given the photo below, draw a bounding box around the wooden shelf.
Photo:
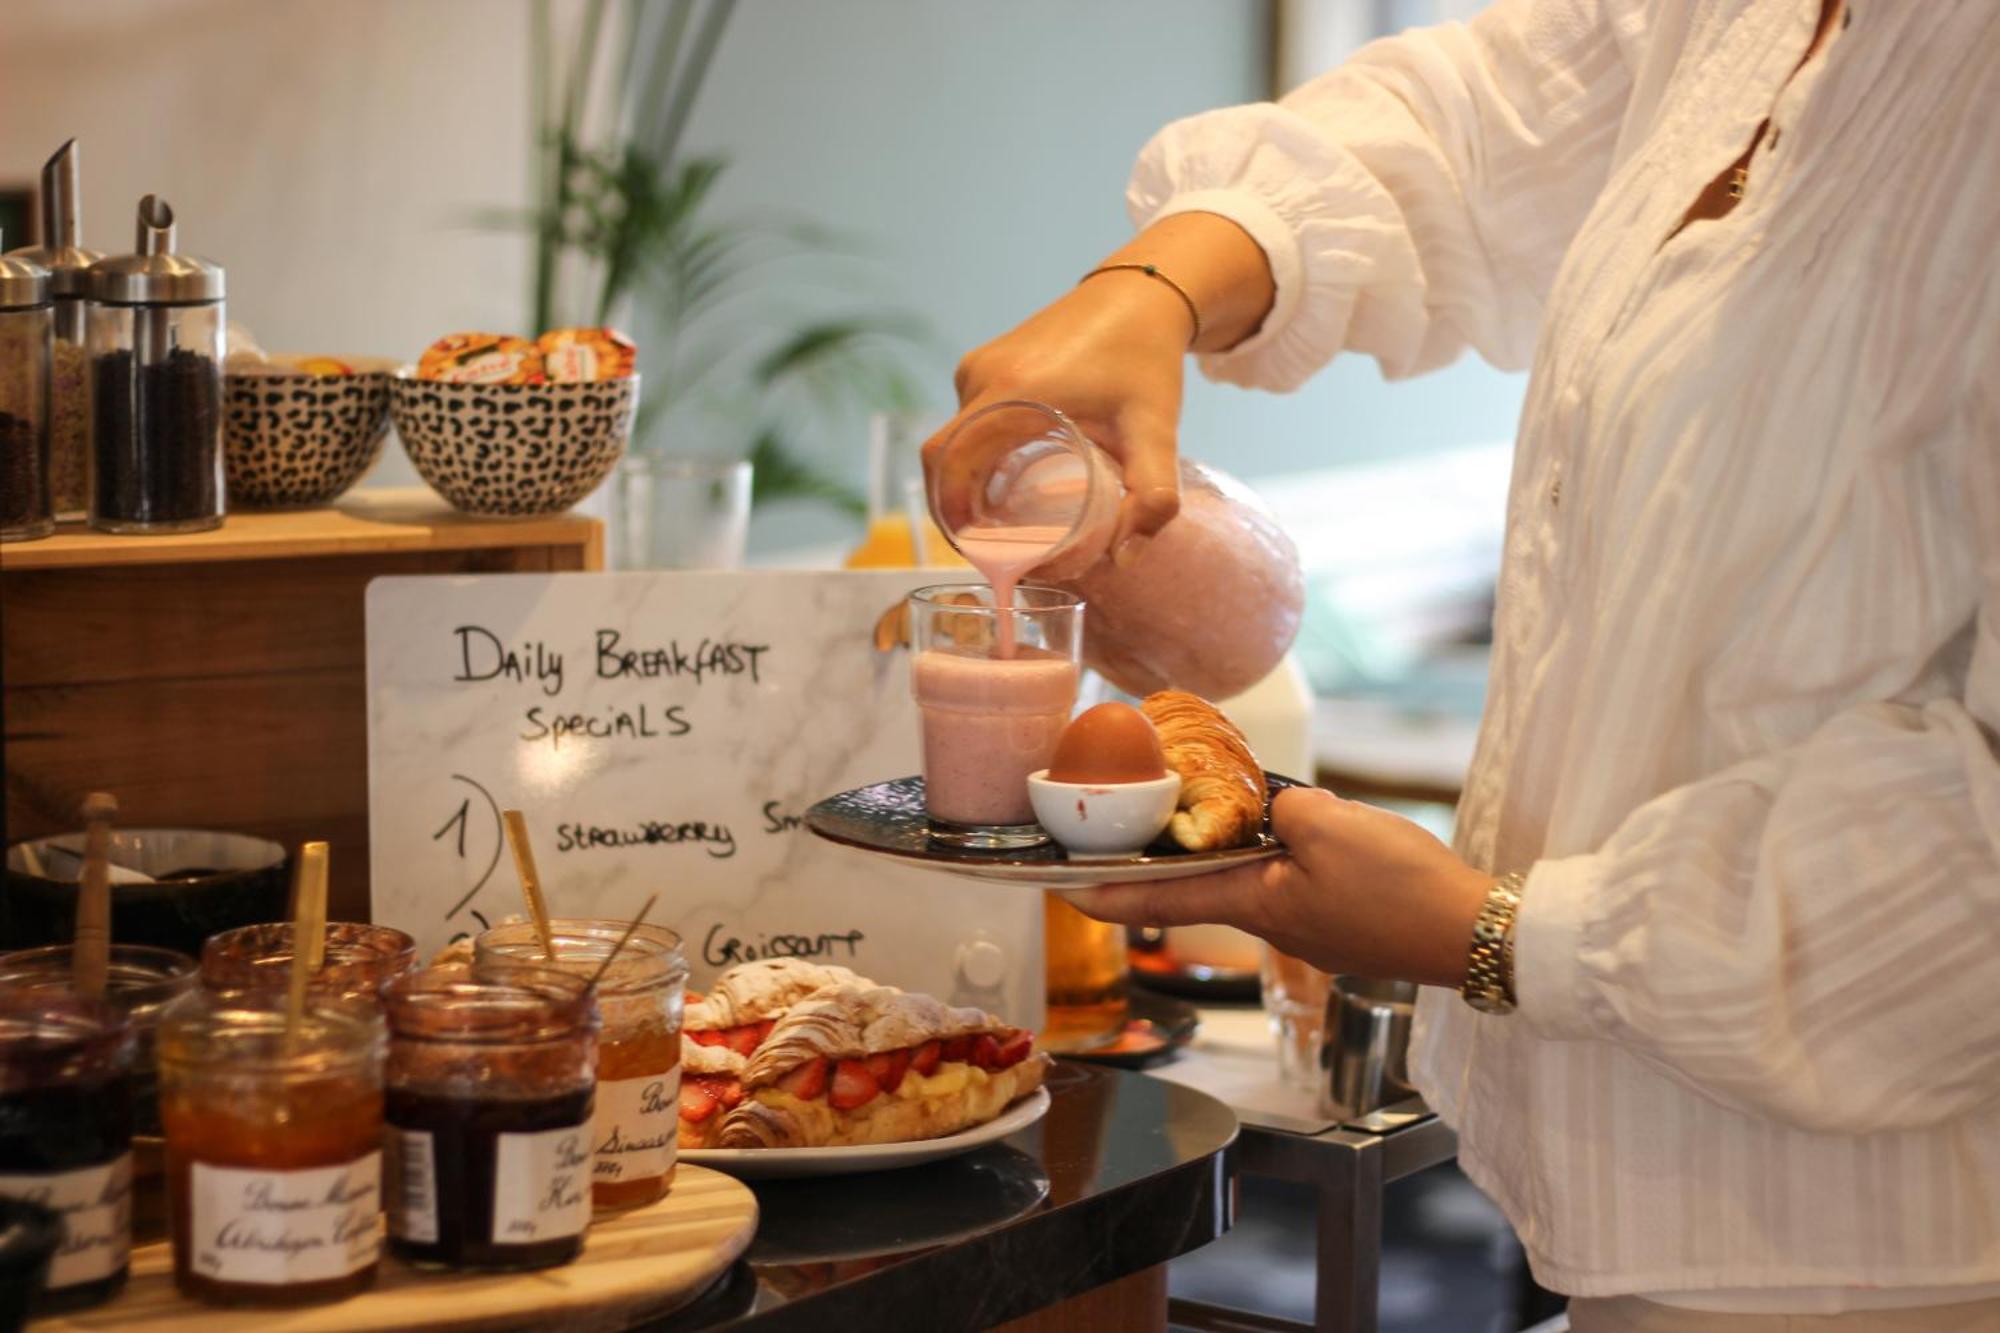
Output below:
[0,489,604,571]
[2,488,603,923]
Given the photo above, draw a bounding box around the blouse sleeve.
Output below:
[1512,311,2000,1134]
[1127,0,1648,390]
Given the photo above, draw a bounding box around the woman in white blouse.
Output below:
[928,0,1999,1328]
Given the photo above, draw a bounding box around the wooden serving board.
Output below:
[36,1165,756,1332]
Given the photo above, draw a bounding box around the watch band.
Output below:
[1462,870,1526,1015]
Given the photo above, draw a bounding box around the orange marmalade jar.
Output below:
[156,989,384,1306]
[475,922,685,1211]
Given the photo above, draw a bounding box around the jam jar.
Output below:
[0,990,135,1313]
[476,922,686,1210]
[201,922,418,1003]
[0,943,196,1138]
[156,988,384,1306]
[382,965,597,1270]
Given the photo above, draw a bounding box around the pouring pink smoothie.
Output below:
[929,400,1302,699]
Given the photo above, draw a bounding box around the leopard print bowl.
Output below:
[223,355,396,509]
[390,371,638,517]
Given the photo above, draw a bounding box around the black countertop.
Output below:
[644,1061,1239,1330]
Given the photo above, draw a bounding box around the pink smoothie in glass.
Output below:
[914,646,1079,826]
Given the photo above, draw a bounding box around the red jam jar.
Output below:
[382,965,598,1271]
[0,943,196,1138]
[475,922,686,1211]
[200,922,417,1002]
[0,991,135,1313]
[156,988,384,1306]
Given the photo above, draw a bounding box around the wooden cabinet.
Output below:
[2,491,602,922]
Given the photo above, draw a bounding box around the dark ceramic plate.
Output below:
[1064,989,1202,1070]
[805,773,1303,887]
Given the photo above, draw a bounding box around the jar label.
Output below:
[593,1068,680,1183]
[0,1154,132,1290]
[491,1125,592,1245]
[385,1128,438,1245]
[189,1153,382,1285]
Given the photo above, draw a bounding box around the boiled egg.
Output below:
[1047,703,1169,784]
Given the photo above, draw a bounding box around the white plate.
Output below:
[681,1087,1051,1179]
[805,774,1300,887]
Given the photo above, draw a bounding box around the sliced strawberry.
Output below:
[971,1034,1002,1069]
[715,1077,746,1109]
[724,1024,762,1056]
[865,1049,911,1094]
[752,1018,776,1044]
[830,1059,881,1110]
[910,1040,942,1076]
[687,1028,727,1047]
[776,1056,829,1100]
[994,1030,1034,1068]
[679,1078,721,1123]
[940,1035,974,1064]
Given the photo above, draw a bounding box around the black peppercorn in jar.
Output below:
[86,194,225,535]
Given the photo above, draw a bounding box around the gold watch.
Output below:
[1461,871,1525,1015]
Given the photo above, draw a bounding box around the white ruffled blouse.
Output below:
[1129,0,2000,1307]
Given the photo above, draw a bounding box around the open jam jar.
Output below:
[476,922,686,1211]
[382,965,598,1270]
[200,922,418,1003]
[156,989,384,1306]
[0,943,196,1138]
[0,990,135,1313]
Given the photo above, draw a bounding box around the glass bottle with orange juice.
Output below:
[844,411,967,569]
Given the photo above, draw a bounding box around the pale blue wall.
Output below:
[666,0,1526,548]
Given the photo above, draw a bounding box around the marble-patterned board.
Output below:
[364,570,1043,1024]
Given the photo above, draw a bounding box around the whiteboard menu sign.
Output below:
[365,570,1042,1024]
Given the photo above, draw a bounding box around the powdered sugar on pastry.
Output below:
[686,958,872,1031]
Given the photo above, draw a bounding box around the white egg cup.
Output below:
[1025,771,1182,859]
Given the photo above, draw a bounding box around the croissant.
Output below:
[1140,690,1267,851]
[713,985,1048,1150]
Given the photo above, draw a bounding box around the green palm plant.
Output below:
[515,0,927,515]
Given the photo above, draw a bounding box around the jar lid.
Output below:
[0,243,50,311]
[0,245,97,300]
[87,195,223,306]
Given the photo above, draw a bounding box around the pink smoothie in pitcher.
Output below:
[914,646,1080,826]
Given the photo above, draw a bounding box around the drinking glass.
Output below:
[908,582,1081,849]
[1261,943,1335,1089]
[845,410,953,568]
[1041,893,1129,1055]
[615,455,751,570]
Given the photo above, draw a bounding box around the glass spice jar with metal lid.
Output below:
[86,194,225,534]
[3,140,102,517]
[200,922,418,1004]
[0,943,197,1139]
[156,987,385,1307]
[0,239,53,543]
[382,964,598,1271]
[0,989,136,1314]
[475,921,687,1211]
